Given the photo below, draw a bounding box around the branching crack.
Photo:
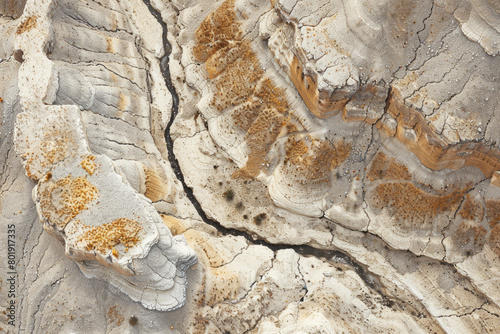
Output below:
[435,300,491,318]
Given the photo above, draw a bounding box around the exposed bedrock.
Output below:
[1,0,500,333]
[172,0,500,332]
[8,0,197,313]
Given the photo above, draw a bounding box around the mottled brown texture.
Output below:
[192,0,241,62]
[454,221,487,256]
[211,47,263,111]
[16,15,37,34]
[195,0,301,179]
[81,155,97,175]
[487,223,500,257]
[284,137,351,181]
[107,305,124,326]
[39,176,98,229]
[368,152,412,181]
[460,195,484,221]
[373,183,467,222]
[78,218,142,255]
[17,111,80,180]
[486,201,500,227]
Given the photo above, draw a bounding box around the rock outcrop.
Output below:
[5,0,197,313]
[1,0,499,333]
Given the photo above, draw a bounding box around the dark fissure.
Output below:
[142,0,391,303]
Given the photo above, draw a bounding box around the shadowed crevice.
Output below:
[141,0,406,307]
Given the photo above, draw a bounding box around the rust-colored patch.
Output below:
[459,194,484,221]
[211,46,264,111]
[231,99,265,131]
[284,136,351,181]
[118,92,127,111]
[487,223,500,257]
[286,122,299,133]
[39,176,98,229]
[254,78,289,113]
[79,218,142,254]
[81,155,97,175]
[195,0,299,179]
[42,129,75,165]
[106,36,115,53]
[235,109,286,178]
[289,55,353,118]
[44,172,52,181]
[367,152,412,181]
[22,117,79,180]
[107,305,124,326]
[16,15,37,34]
[285,137,309,164]
[486,201,500,227]
[333,141,351,168]
[373,183,467,221]
[193,0,241,62]
[205,42,247,79]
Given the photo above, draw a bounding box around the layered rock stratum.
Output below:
[1,0,500,333]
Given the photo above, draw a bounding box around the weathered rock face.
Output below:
[1,0,500,333]
[173,0,500,332]
[4,0,197,315]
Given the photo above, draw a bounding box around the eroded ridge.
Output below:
[182,0,500,318]
[265,0,500,264]
[12,0,197,311]
[192,0,500,253]
[270,7,500,179]
[266,0,500,179]
[378,90,500,178]
[192,0,356,217]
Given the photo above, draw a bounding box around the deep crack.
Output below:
[141,0,389,301]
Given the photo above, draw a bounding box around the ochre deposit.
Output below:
[78,218,142,255]
[39,176,98,228]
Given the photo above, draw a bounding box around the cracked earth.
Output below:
[1,0,500,333]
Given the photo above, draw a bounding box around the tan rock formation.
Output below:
[172,0,500,332]
[5,0,197,313]
[1,0,500,333]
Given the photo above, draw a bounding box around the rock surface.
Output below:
[1,0,500,333]
[3,0,197,315]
